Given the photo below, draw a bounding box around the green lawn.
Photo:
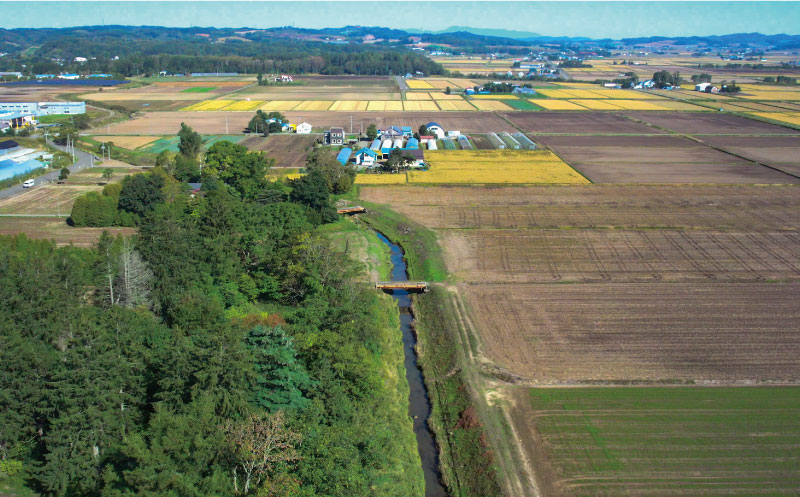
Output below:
[529,387,800,496]
[180,86,217,93]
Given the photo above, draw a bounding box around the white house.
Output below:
[296,122,312,134]
[425,122,446,139]
[447,130,461,138]
[354,148,377,167]
[74,57,87,63]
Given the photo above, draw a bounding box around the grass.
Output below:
[359,202,448,282]
[413,287,503,497]
[528,386,800,496]
[179,86,217,93]
[316,217,392,281]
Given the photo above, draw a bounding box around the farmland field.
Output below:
[360,185,800,231]
[469,100,513,111]
[0,185,98,215]
[0,216,135,246]
[509,386,800,497]
[239,134,318,168]
[624,111,800,134]
[92,135,161,149]
[698,135,800,176]
[536,134,800,183]
[409,150,589,184]
[501,112,665,134]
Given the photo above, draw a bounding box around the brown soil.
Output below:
[440,229,800,284]
[282,111,517,133]
[240,134,318,168]
[0,217,136,247]
[361,185,800,231]
[536,134,798,183]
[624,111,800,135]
[501,112,664,134]
[463,282,800,383]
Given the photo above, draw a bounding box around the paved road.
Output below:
[0,141,96,201]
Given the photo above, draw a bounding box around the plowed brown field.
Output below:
[465,283,800,383]
[240,134,318,168]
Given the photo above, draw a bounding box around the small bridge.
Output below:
[376,281,428,292]
[337,206,367,215]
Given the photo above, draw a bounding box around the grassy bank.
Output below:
[414,287,503,497]
[359,201,447,282]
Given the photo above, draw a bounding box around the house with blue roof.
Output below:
[354,148,377,167]
[404,137,419,150]
[381,126,403,140]
[401,126,413,138]
[336,147,352,166]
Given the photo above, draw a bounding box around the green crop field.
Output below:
[180,86,217,93]
[504,98,543,110]
[143,134,244,153]
[527,387,800,497]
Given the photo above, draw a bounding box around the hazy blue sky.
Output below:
[2,2,799,38]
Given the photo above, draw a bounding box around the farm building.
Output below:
[513,133,537,150]
[419,135,434,144]
[401,126,413,138]
[457,135,472,150]
[447,130,461,137]
[0,101,86,117]
[513,87,537,95]
[426,122,446,139]
[0,112,35,130]
[404,149,425,168]
[296,122,312,134]
[354,148,377,167]
[487,132,506,149]
[0,158,43,182]
[405,137,419,149]
[370,139,382,151]
[695,82,719,93]
[392,138,403,149]
[381,126,404,139]
[57,73,80,80]
[336,147,352,166]
[427,140,438,150]
[328,127,345,145]
[0,140,21,155]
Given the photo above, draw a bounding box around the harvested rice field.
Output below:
[239,134,318,168]
[402,101,440,111]
[469,100,514,111]
[92,135,161,149]
[435,100,477,111]
[0,217,136,247]
[328,100,369,111]
[535,100,588,110]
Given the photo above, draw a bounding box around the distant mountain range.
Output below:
[408,26,593,42]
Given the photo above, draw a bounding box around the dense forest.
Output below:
[0,26,444,76]
[0,126,424,496]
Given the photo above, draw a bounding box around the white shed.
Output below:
[296,122,312,134]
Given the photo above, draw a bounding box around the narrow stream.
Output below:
[375,231,447,497]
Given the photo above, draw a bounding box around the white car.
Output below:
[22,179,35,188]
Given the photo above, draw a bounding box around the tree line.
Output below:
[1,124,422,496]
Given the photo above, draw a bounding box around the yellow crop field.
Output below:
[221,100,265,111]
[750,112,800,127]
[536,99,587,110]
[436,100,476,111]
[470,100,513,111]
[367,101,386,111]
[470,94,520,100]
[294,100,334,111]
[329,100,369,111]
[384,101,404,111]
[560,89,605,99]
[181,99,235,111]
[537,89,578,99]
[403,101,440,111]
[431,93,465,100]
[446,78,478,88]
[602,90,653,100]
[424,79,452,89]
[259,101,302,111]
[741,91,800,101]
[408,150,588,185]
[355,173,408,185]
[609,100,670,110]
[569,99,623,110]
[406,80,434,89]
[739,84,800,92]
[556,82,602,88]
[405,92,432,100]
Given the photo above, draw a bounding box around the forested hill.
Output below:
[0,128,424,496]
[0,25,444,76]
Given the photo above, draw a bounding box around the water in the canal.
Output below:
[375,231,447,497]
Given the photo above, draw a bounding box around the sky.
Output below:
[2,1,800,39]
